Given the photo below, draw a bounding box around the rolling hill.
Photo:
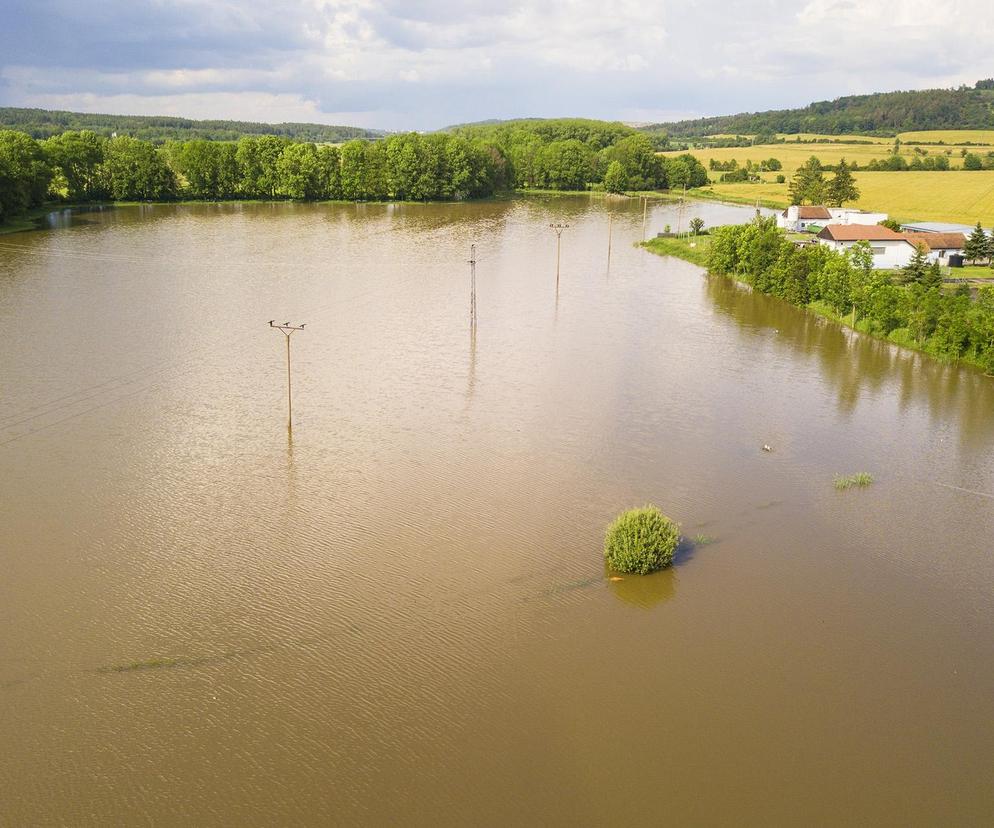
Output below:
[644,81,994,139]
[0,107,384,143]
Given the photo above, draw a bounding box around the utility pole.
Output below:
[549,223,569,292]
[269,320,305,430]
[641,196,648,241]
[607,213,613,266]
[468,243,477,329]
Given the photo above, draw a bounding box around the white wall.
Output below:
[817,238,913,269]
[828,209,888,226]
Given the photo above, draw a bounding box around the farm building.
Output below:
[816,224,918,269]
[900,221,983,236]
[778,205,888,232]
[902,232,966,264]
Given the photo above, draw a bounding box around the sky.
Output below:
[2,0,993,131]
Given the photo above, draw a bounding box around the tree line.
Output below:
[0,129,511,221]
[646,82,994,139]
[707,217,994,373]
[0,122,710,224]
[446,120,706,193]
[0,107,382,143]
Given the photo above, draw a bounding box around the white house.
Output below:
[816,224,918,269]
[778,205,888,232]
[902,232,966,264]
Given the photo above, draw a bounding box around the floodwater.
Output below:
[2,196,994,826]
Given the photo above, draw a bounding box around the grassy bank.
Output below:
[642,234,712,267]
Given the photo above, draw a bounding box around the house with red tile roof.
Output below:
[815,224,921,269]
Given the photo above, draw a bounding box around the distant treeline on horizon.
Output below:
[0,120,707,223]
[0,107,384,143]
[645,80,994,140]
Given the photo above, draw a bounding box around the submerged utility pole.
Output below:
[641,196,648,241]
[468,243,478,329]
[549,222,569,292]
[269,320,305,430]
[607,213,613,266]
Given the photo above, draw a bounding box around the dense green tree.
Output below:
[788,156,825,204]
[538,140,592,190]
[170,140,239,199]
[825,158,860,206]
[963,153,983,170]
[102,136,176,200]
[603,161,627,193]
[441,136,474,198]
[965,222,990,263]
[386,133,425,199]
[0,129,54,220]
[601,134,663,191]
[901,243,930,285]
[506,132,544,188]
[235,135,288,198]
[317,145,342,200]
[276,142,325,199]
[339,139,368,200]
[664,154,708,189]
[363,140,390,200]
[921,261,944,291]
[43,130,105,200]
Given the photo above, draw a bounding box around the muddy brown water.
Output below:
[2,197,993,825]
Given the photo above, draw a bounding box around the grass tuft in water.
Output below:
[834,472,874,490]
[692,534,717,546]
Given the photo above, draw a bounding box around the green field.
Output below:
[692,171,994,225]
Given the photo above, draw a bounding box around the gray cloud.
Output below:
[2,0,993,130]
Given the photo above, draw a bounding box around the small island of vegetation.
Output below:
[604,506,681,575]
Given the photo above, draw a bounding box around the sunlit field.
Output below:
[664,141,994,175]
[694,171,994,224]
[898,130,994,144]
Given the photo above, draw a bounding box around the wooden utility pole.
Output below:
[607,213,613,265]
[468,243,478,329]
[549,223,569,292]
[641,197,648,241]
[269,320,305,430]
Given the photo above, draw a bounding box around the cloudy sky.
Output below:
[2,0,993,130]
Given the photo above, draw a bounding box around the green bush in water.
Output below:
[604,506,680,575]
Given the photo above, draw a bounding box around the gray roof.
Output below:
[900,221,987,235]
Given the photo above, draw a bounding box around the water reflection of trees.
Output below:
[703,274,994,450]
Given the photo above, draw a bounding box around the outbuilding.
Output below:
[902,232,966,264]
[778,205,889,232]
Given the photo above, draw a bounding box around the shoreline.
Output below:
[640,234,993,377]
[0,188,691,235]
